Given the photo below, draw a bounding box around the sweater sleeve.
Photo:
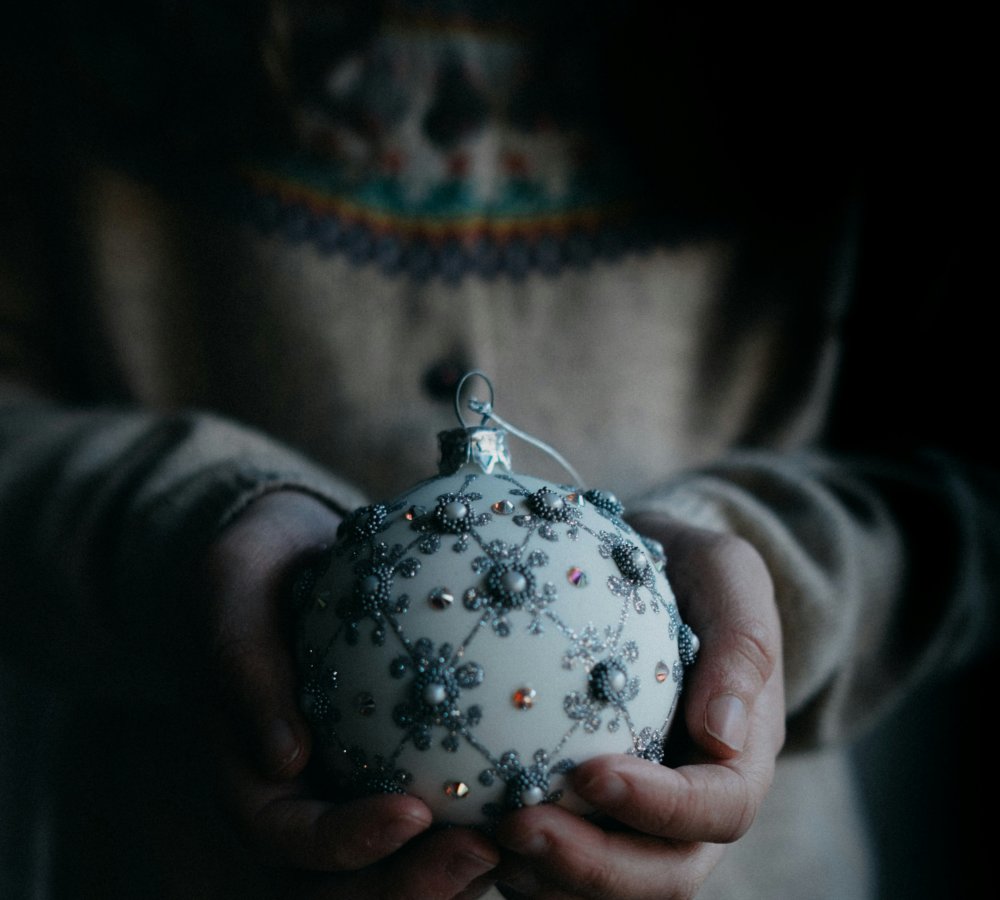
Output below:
[628,448,999,750]
[0,390,367,693]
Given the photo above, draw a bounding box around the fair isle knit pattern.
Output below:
[234,1,656,280]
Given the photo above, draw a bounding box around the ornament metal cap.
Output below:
[438,426,512,475]
[439,370,512,475]
[443,369,585,485]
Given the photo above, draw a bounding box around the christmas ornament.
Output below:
[294,372,699,827]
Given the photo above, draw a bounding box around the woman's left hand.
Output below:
[493,515,785,899]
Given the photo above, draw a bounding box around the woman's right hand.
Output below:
[194,490,500,899]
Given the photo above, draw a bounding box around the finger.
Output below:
[276,824,500,900]
[453,869,507,900]
[568,754,763,843]
[494,854,567,899]
[379,829,499,900]
[201,491,343,778]
[212,630,318,779]
[630,516,783,759]
[221,749,436,873]
[496,872,578,900]
[496,804,724,900]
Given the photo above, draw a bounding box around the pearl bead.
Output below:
[360,575,380,595]
[521,786,545,806]
[608,668,627,693]
[423,683,448,706]
[501,570,528,594]
[444,501,468,520]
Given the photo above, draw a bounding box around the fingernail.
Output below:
[575,770,628,807]
[383,811,433,849]
[264,718,301,775]
[706,694,748,752]
[497,827,548,856]
[499,865,543,894]
[447,847,500,885]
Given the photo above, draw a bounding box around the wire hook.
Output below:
[452,370,585,488]
[453,369,496,429]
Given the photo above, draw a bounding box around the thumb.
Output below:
[629,514,783,760]
[199,491,343,779]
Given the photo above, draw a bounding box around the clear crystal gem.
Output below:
[429,587,454,609]
[512,687,537,710]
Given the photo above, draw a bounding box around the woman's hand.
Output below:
[194,490,500,899]
[493,515,785,900]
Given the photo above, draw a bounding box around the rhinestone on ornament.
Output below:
[567,566,588,587]
[428,587,455,609]
[513,686,537,710]
[444,781,470,798]
[491,499,515,515]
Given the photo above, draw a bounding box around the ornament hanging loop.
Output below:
[451,370,586,488]
[454,370,496,430]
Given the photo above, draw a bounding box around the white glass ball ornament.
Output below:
[293,380,699,828]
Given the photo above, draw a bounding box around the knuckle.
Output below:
[671,843,727,900]
[687,531,775,604]
[728,800,757,844]
[634,780,685,836]
[705,532,772,591]
[547,834,624,899]
[720,770,762,843]
[585,859,626,900]
[728,615,779,690]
